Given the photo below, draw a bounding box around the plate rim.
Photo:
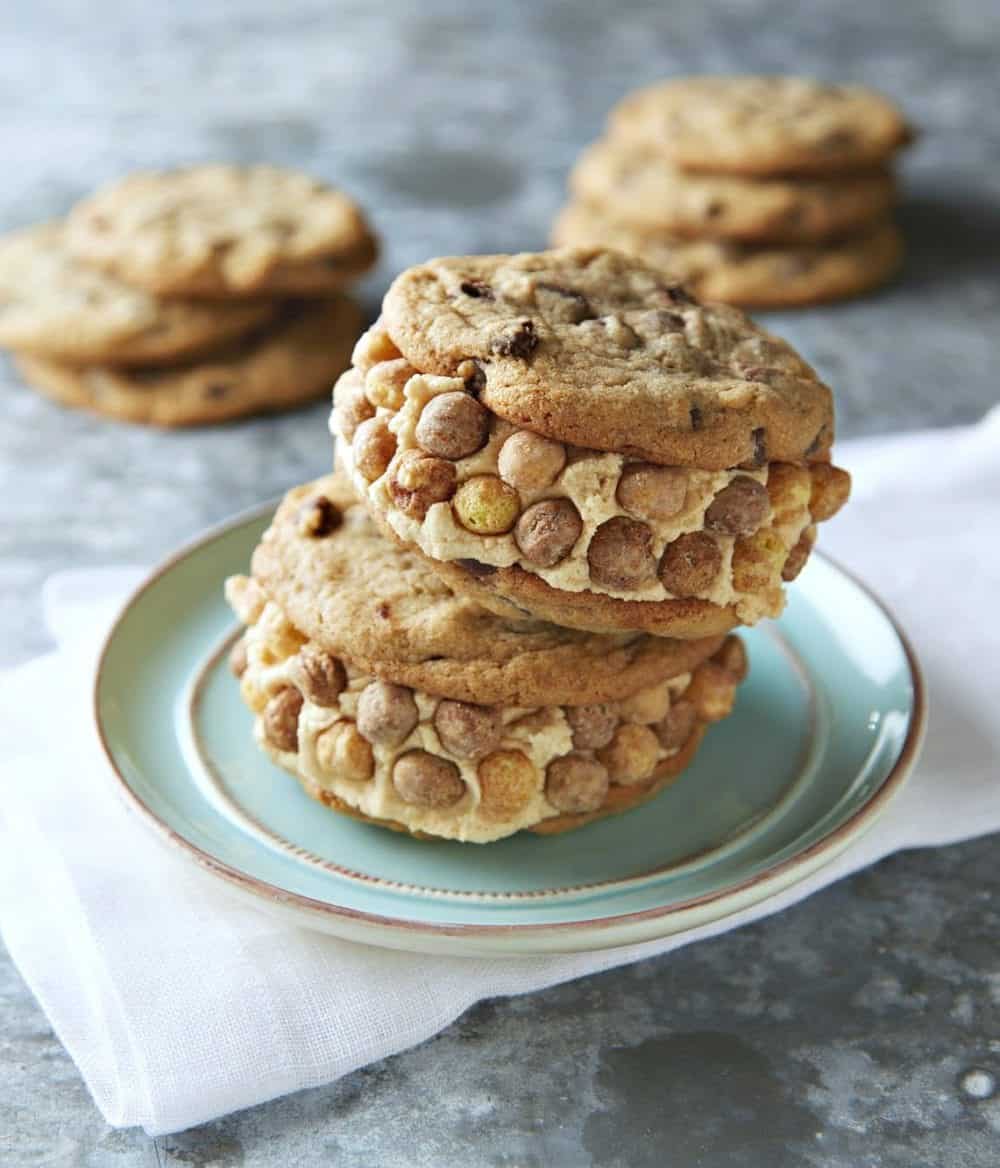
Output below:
[93,499,928,944]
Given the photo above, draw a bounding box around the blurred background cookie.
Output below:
[15,296,361,427]
[0,223,276,367]
[67,164,378,298]
[2,166,377,424]
[552,74,911,307]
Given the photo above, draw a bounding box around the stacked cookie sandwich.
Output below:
[553,76,911,307]
[1,165,376,425]
[229,247,851,843]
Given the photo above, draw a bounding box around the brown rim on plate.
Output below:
[93,501,927,942]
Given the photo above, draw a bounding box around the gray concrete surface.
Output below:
[1,1,998,1163]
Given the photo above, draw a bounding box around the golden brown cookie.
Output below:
[334,248,850,637]
[248,473,727,704]
[228,489,748,842]
[67,165,377,298]
[610,76,912,176]
[0,223,275,365]
[569,138,897,243]
[552,203,904,308]
[15,297,361,427]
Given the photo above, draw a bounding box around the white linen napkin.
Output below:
[2,411,998,1135]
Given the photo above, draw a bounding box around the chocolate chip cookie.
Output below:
[334,247,850,636]
[553,203,904,307]
[570,137,897,243]
[67,165,378,298]
[229,473,746,842]
[0,223,275,365]
[610,76,912,176]
[16,296,361,427]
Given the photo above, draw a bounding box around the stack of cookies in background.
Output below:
[0,165,376,425]
[553,76,912,308]
[228,246,852,844]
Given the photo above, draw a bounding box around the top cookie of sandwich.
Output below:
[381,246,832,470]
[610,76,911,176]
[250,473,724,706]
[67,165,378,298]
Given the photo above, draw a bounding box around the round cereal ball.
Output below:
[596,723,660,785]
[617,680,672,725]
[655,699,697,750]
[704,475,770,536]
[731,528,785,593]
[415,391,490,460]
[452,475,521,535]
[564,704,619,750]
[433,700,503,760]
[228,637,248,679]
[713,635,748,681]
[478,749,538,820]
[514,498,583,567]
[315,721,374,782]
[389,449,457,520]
[658,531,721,596]
[587,516,657,590]
[497,430,567,491]
[393,750,465,808]
[353,415,397,482]
[782,525,816,581]
[365,357,415,410]
[262,686,303,753]
[356,680,419,746]
[616,464,688,520]
[332,373,375,441]
[545,754,610,814]
[685,662,738,722]
[808,464,851,521]
[287,644,348,707]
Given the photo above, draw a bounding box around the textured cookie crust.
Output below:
[381,247,832,470]
[67,165,377,297]
[553,206,904,308]
[388,534,740,638]
[250,474,727,705]
[610,76,911,176]
[570,138,897,243]
[15,297,361,427]
[0,223,275,365]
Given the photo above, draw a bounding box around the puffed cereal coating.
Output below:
[497,430,567,490]
[356,680,419,746]
[415,391,490,459]
[545,754,610,813]
[452,475,521,535]
[587,516,657,590]
[393,750,466,808]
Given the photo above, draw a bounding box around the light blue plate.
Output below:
[95,505,925,956]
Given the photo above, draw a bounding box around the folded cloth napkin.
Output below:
[2,410,999,1135]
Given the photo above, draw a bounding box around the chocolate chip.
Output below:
[740,366,782,383]
[377,602,391,619]
[820,128,855,152]
[705,200,725,219]
[660,282,698,306]
[750,427,767,467]
[536,281,594,322]
[297,495,341,538]
[203,383,230,399]
[460,279,494,299]
[463,361,486,396]
[457,558,497,578]
[690,405,704,431]
[490,319,538,359]
[806,425,830,457]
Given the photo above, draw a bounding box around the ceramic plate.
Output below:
[95,503,925,956]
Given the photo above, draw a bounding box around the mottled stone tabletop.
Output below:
[2,1,999,1164]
